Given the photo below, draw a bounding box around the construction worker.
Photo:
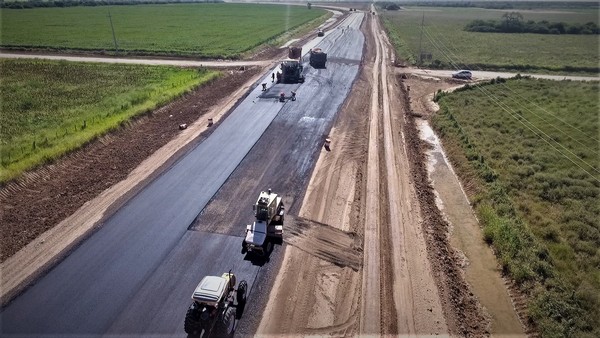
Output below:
[279,92,286,102]
[262,83,267,91]
[291,90,296,101]
[271,72,275,82]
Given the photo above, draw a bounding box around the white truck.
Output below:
[242,189,284,255]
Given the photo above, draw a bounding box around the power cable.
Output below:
[421,26,600,181]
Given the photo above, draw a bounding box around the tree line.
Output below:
[0,0,223,9]
[465,12,599,34]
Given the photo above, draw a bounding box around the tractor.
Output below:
[184,272,247,337]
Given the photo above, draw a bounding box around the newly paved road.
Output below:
[0,13,365,337]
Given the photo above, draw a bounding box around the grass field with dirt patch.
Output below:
[432,77,599,337]
[0,59,219,183]
[0,3,326,58]
[381,6,599,73]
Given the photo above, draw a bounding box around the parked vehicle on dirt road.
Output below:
[242,189,284,255]
[452,70,472,79]
[309,48,327,69]
[184,272,247,337]
[317,30,324,37]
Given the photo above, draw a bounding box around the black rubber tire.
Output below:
[264,240,273,255]
[221,306,236,336]
[184,303,203,336]
[237,280,248,305]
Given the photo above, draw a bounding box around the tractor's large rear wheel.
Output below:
[222,306,236,336]
[184,303,204,336]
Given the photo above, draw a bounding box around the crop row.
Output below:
[1,3,325,58]
[0,59,219,183]
[381,6,599,73]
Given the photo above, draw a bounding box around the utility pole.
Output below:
[417,12,424,66]
[108,9,119,54]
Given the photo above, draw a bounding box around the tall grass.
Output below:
[432,78,599,337]
[381,7,599,73]
[0,59,219,183]
[0,3,326,58]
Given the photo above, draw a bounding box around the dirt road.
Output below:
[257,8,463,336]
[256,6,522,336]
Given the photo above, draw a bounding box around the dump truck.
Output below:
[184,272,247,337]
[288,46,302,60]
[242,189,284,255]
[309,48,327,69]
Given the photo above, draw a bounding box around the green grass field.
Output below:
[433,78,599,337]
[382,7,599,73]
[0,59,219,183]
[0,3,326,58]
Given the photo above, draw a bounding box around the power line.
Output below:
[421,26,600,182]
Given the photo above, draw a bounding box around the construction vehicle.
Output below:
[242,189,284,255]
[278,59,305,84]
[317,30,324,37]
[275,47,304,84]
[309,48,327,69]
[184,272,247,337]
[288,46,302,60]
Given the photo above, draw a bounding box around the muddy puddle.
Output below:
[417,120,525,337]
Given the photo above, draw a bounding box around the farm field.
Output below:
[381,6,599,73]
[432,78,599,336]
[0,59,218,183]
[0,3,326,58]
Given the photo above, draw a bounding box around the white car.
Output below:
[452,70,472,79]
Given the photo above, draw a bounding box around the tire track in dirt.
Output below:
[366,8,449,335]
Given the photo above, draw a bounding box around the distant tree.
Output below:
[501,11,524,32]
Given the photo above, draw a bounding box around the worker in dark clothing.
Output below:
[272,73,275,82]
[291,90,296,101]
[262,83,267,91]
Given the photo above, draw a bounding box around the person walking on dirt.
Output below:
[272,73,275,82]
